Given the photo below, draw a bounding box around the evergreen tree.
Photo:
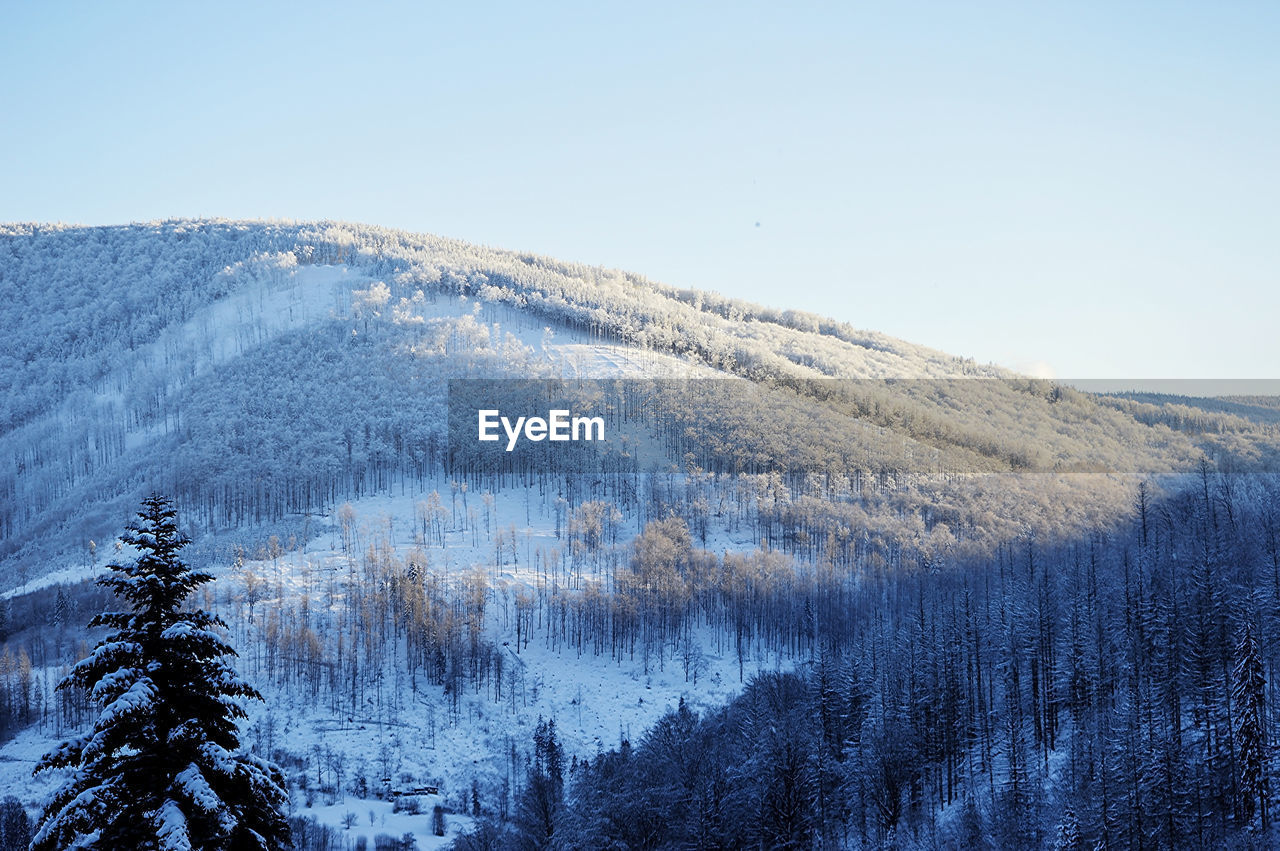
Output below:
[50,588,72,628]
[0,795,33,850]
[514,717,564,849]
[1053,808,1081,850]
[32,495,291,850]
[1232,622,1269,831]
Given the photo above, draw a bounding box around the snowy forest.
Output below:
[2,221,1279,849]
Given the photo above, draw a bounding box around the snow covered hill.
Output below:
[4,219,1275,587]
[0,220,978,575]
[3,219,1280,848]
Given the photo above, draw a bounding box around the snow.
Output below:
[545,342,722,379]
[160,622,221,644]
[90,666,142,701]
[32,783,107,849]
[155,798,193,851]
[195,481,784,839]
[1,471,787,845]
[197,742,236,775]
[82,640,142,667]
[1,261,714,600]
[302,797,471,850]
[1,564,101,601]
[0,254,783,840]
[174,764,223,814]
[2,727,68,801]
[33,734,89,771]
[95,678,156,730]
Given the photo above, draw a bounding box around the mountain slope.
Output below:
[3,220,1280,848]
[3,219,1278,584]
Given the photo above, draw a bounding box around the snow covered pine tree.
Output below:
[31,495,291,850]
[1233,622,1270,832]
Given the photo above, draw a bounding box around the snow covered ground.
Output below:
[304,798,471,850]
[229,483,779,828]
[0,260,763,842]
[1,474,780,845]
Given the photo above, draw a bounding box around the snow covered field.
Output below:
[2,475,783,844]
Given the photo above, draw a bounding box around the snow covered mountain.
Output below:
[0,219,972,575]
[4,219,1274,585]
[3,220,1279,848]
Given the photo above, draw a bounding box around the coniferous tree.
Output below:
[32,495,291,850]
[1233,622,1269,831]
[1052,807,1081,850]
[0,795,33,850]
[514,717,564,850]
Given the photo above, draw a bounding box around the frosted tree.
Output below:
[0,795,33,849]
[1233,622,1269,831]
[1053,808,1081,850]
[32,495,291,850]
[515,717,565,849]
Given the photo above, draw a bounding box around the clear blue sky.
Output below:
[2,1,1276,378]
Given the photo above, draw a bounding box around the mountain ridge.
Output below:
[3,219,1276,586]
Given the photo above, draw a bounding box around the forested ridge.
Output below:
[4,220,1276,584]
[3,220,1280,849]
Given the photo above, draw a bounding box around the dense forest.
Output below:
[4,466,1278,848]
[454,472,1280,849]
